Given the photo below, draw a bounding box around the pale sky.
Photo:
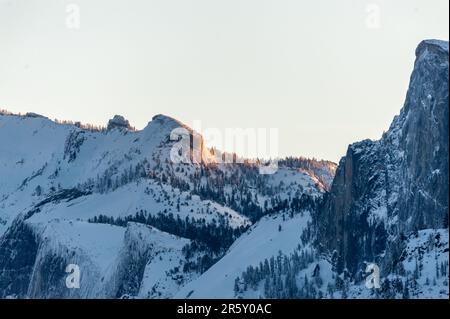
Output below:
[0,0,448,162]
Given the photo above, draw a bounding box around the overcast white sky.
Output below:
[0,0,448,162]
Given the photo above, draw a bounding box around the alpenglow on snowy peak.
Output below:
[0,107,335,298]
[0,40,448,299]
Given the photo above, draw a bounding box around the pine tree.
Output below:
[443,213,449,228]
[341,282,348,299]
[264,277,271,297]
[327,283,334,299]
[435,258,440,278]
[402,280,410,299]
[234,277,240,294]
[34,185,42,196]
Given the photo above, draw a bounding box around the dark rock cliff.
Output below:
[314,40,449,277]
[0,220,39,298]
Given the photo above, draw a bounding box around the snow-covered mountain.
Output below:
[0,108,333,298]
[0,39,448,299]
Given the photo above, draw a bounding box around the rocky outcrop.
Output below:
[315,40,449,277]
[107,115,132,131]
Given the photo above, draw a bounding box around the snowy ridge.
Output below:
[0,110,330,298]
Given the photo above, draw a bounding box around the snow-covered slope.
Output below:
[175,211,311,298]
[228,228,448,299]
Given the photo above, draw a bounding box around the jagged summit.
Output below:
[107,115,132,131]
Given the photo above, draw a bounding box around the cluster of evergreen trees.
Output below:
[88,210,248,254]
[234,249,320,298]
[278,156,335,172]
[181,241,222,274]
[79,160,150,194]
[186,164,321,222]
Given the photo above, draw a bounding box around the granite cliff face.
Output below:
[0,220,39,297]
[315,40,449,276]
